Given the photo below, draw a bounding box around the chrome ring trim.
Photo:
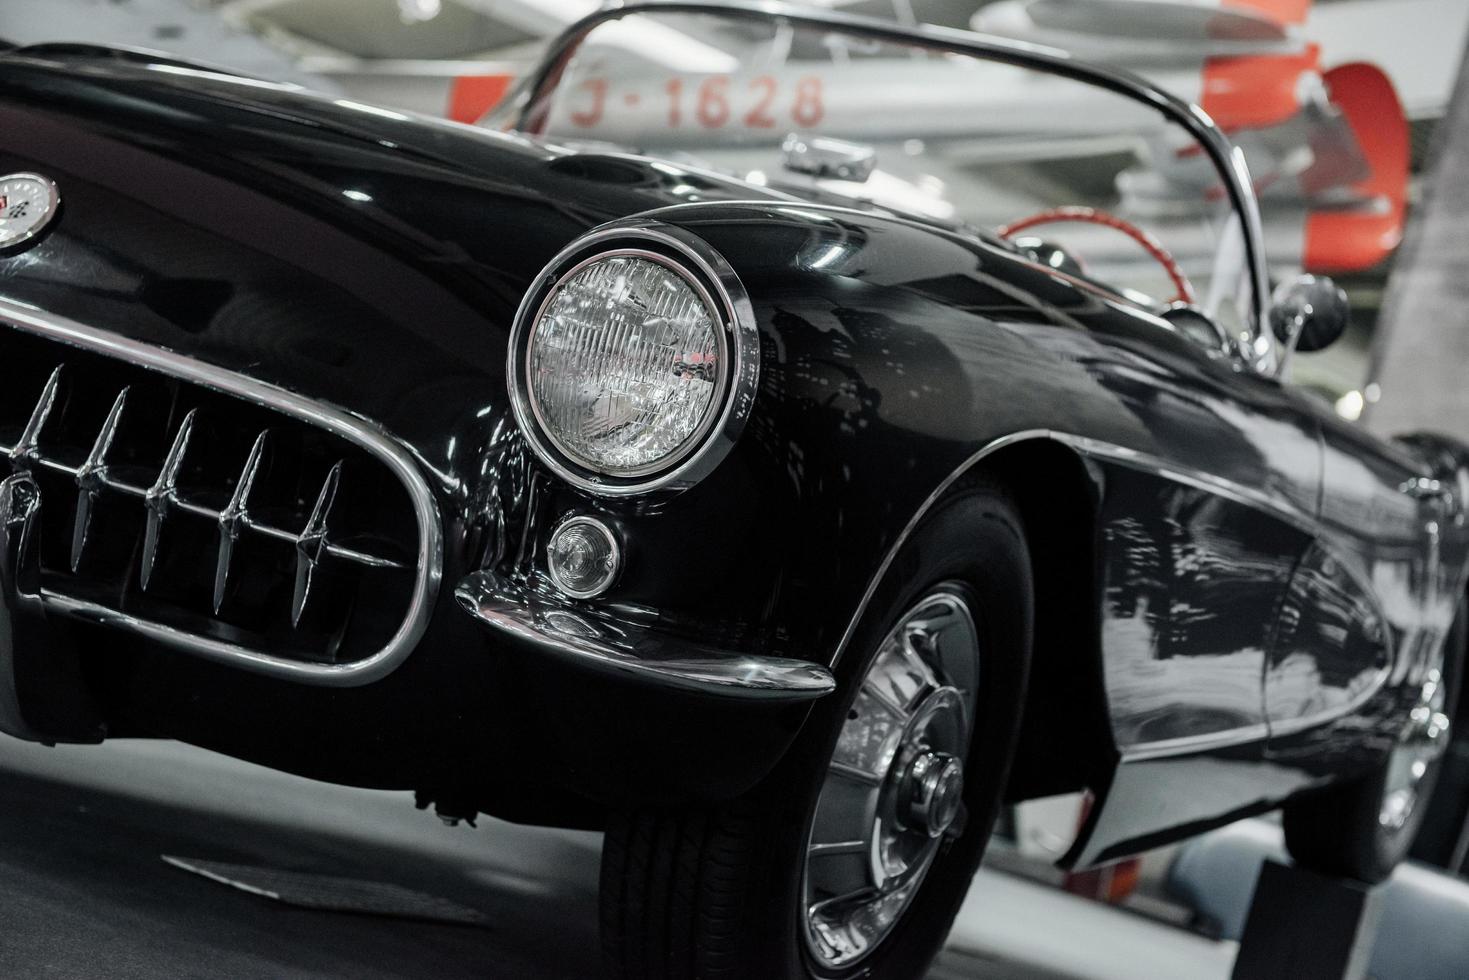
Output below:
[508,221,760,496]
[1117,722,1272,763]
[0,297,443,687]
[523,247,730,479]
[0,173,61,250]
[545,513,622,599]
[503,0,1273,373]
[455,569,835,700]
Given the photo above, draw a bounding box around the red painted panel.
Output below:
[1201,45,1319,131]
[1304,63,1409,273]
[1222,0,1312,26]
[447,74,515,125]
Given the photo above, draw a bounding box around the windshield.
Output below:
[506,7,1257,335]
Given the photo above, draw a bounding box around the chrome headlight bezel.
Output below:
[507,221,759,496]
[526,246,729,479]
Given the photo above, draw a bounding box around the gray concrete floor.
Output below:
[0,738,1233,979]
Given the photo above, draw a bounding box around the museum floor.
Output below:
[0,738,1234,979]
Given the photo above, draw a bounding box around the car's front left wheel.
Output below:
[599,485,1032,979]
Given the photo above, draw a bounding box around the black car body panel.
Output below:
[0,29,1464,868]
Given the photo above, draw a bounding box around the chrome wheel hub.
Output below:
[802,591,979,969]
[901,750,964,838]
[1381,658,1453,835]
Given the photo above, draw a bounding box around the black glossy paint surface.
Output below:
[0,48,1465,862]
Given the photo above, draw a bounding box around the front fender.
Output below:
[596,201,1147,677]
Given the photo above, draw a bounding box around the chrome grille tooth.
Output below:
[212,533,234,615]
[214,429,268,615]
[69,495,92,573]
[140,409,197,591]
[323,541,405,570]
[70,387,129,572]
[291,460,341,628]
[10,364,62,466]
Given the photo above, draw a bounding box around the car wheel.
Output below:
[599,484,1032,979]
[1284,598,1467,883]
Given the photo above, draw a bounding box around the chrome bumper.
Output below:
[455,570,835,702]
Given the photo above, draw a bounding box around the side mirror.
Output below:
[781,133,876,183]
[1269,274,1350,354]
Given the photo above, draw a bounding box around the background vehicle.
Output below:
[0,4,1463,977]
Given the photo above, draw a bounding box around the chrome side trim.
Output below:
[0,297,443,687]
[1063,434,1319,537]
[830,429,1386,761]
[455,569,835,700]
[1112,673,1391,761]
[1118,723,1272,763]
[507,221,761,497]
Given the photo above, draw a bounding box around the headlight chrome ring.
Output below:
[508,220,759,496]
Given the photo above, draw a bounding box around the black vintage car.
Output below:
[0,3,1462,977]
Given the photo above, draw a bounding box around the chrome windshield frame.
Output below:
[495,0,1277,374]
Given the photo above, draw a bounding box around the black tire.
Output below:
[599,483,1033,979]
[1284,599,1467,883]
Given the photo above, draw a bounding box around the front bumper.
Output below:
[455,570,835,702]
[0,294,833,809]
[0,477,831,814]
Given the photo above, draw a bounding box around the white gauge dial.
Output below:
[0,173,59,249]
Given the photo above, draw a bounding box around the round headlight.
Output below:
[509,223,758,496]
[526,252,723,476]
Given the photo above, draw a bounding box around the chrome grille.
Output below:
[0,301,441,686]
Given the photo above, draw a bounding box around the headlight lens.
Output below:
[526,253,723,476]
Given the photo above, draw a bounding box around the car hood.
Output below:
[0,45,791,237]
[0,45,999,502]
[0,47,811,420]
